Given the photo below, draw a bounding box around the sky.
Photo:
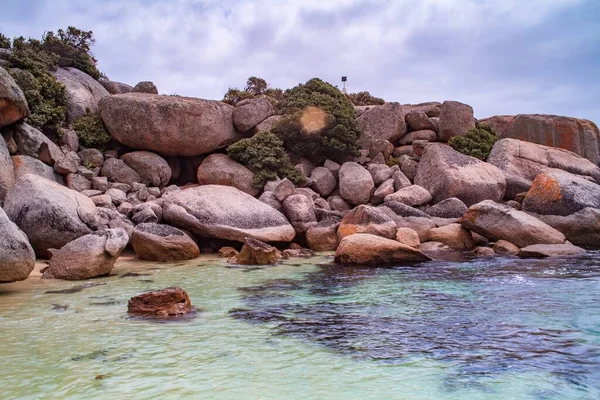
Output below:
[1,0,599,121]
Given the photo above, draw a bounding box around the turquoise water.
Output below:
[1,252,599,400]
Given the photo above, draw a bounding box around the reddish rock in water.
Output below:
[229,237,282,265]
[128,287,193,318]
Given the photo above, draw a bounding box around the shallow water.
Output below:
[1,252,600,400]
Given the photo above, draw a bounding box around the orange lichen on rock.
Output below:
[524,173,562,207]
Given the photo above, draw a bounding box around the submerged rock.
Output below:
[229,237,281,265]
[131,223,200,262]
[334,233,432,265]
[519,243,586,258]
[127,287,193,318]
[42,228,128,280]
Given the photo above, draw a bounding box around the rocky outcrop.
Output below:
[282,194,317,233]
[521,170,600,216]
[163,184,295,243]
[12,155,62,183]
[460,200,565,247]
[481,114,600,165]
[131,223,200,262]
[337,205,396,240]
[358,103,407,147]
[0,66,29,128]
[229,237,281,265]
[438,101,475,142]
[101,158,141,186]
[487,138,600,199]
[132,81,158,94]
[0,207,35,283]
[128,287,193,318]
[53,67,110,122]
[42,228,128,280]
[414,143,506,206]
[428,223,474,250]
[334,233,432,264]
[493,240,520,256]
[425,197,468,218]
[306,218,340,251]
[7,123,64,165]
[121,151,171,187]
[531,208,600,247]
[99,93,238,156]
[309,167,337,197]
[196,153,257,196]
[395,227,420,248]
[4,174,98,257]
[338,162,374,205]
[405,111,436,132]
[233,97,274,132]
[384,185,432,206]
[519,243,586,258]
[0,135,14,203]
[99,79,133,95]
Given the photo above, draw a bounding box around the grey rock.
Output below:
[400,158,418,181]
[4,174,98,257]
[259,191,283,213]
[132,207,159,225]
[132,81,158,94]
[132,223,199,262]
[163,184,295,243]
[59,129,79,152]
[0,135,15,203]
[53,67,110,123]
[8,123,63,165]
[381,201,430,218]
[328,195,351,212]
[531,208,600,247]
[306,218,340,251]
[393,170,412,191]
[425,197,468,218]
[309,167,336,197]
[438,100,475,142]
[367,163,392,185]
[358,103,407,148]
[99,79,133,95]
[78,148,104,168]
[42,229,128,280]
[0,207,35,282]
[384,185,432,206]
[91,176,108,192]
[254,115,282,134]
[460,200,565,247]
[339,162,374,205]
[105,188,127,205]
[519,243,586,258]
[324,159,341,178]
[196,153,257,196]
[66,173,91,192]
[233,97,275,132]
[101,158,141,186]
[121,151,171,187]
[398,129,437,146]
[372,178,395,205]
[282,194,317,233]
[54,151,80,175]
[12,155,62,183]
[274,178,295,202]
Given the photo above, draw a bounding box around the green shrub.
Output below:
[273,78,361,164]
[0,33,10,49]
[448,124,498,161]
[386,156,401,167]
[346,91,385,106]
[73,111,111,148]
[222,76,284,106]
[41,27,100,79]
[227,131,305,188]
[8,62,67,133]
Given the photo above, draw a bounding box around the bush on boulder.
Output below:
[449,124,498,161]
[73,110,111,148]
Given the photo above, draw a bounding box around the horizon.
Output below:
[1,0,599,122]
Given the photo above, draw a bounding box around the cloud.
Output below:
[1,0,599,122]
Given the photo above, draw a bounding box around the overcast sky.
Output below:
[2,0,599,121]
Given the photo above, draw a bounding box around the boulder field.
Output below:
[1,65,600,282]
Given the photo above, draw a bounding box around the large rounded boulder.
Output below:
[0,66,29,128]
[121,151,171,187]
[488,138,600,199]
[233,97,275,132]
[460,200,565,248]
[42,228,128,280]
[522,170,600,216]
[132,223,200,262]
[337,205,396,240]
[334,233,432,265]
[53,67,110,123]
[414,143,506,206]
[4,174,98,257]
[438,101,475,142]
[0,207,35,283]
[338,162,374,205]
[162,184,295,243]
[196,153,257,196]
[0,135,15,203]
[99,93,239,156]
